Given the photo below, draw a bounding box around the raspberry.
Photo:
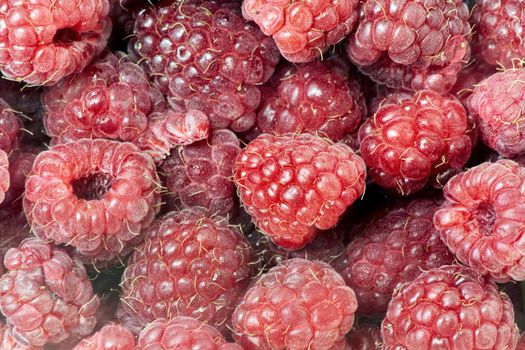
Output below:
[346,325,382,350]
[160,129,241,216]
[256,60,366,141]
[0,150,9,205]
[23,139,161,265]
[519,333,525,350]
[119,208,255,331]
[0,0,112,86]
[232,258,358,349]
[0,239,100,347]
[468,68,525,157]
[0,214,31,275]
[242,0,359,62]
[359,90,474,196]
[72,324,135,350]
[381,265,519,350]
[340,198,453,315]
[0,98,23,155]
[433,160,525,281]
[234,133,366,250]
[0,323,42,350]
[43,51,166,145]
[137,317,242,349]
[347,0,471,94]
[131,0,280,132]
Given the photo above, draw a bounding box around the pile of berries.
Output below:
[2,0,525,349]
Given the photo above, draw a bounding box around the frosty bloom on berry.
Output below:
[0,0,111,86]
[382,265,519,350]
[434,160,525,281]
[235,133,366,250]
[23,139,161,265]
[119,208,255,331]
[347,0,471,94]
[131,0,280,133]
[72,323,135,350]
[359,90,474,196]
[232,258,357,350]
[0,239,100,347]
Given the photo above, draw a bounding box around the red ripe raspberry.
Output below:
[0,0,112,86]
[472,0,525,68]
[0,150,9,205]
[381,265,519,350]
[72,324,135,350]
[242,0,359,62]
[43,51,166,145]
[23,139,161,265]
[161,129,241,216]
[232,258,358,349]
[131,1,280,133]
[434,160,525,281]
[359,90,474,196]
[340,198,453,315]
[0,99,22,155]
[347,0,471,94]
[256,60,366,141]
[119,208,255,331]
[137,317,242,349]
[0,323,42,350]
[234,133,366,250]
[0,239,100,347]
[468,68,525,157]
[346,325,382,350]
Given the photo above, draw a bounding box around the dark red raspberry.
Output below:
[119,208,255,331]
[472,0,525,68]
[23,139,161,265]
[0,150,9,205]
[340,198,453,315]
[242,0,359,62]
[72,324,135,350]
[0,239,100,347]
[43,51,166,145]
[256,60,366,141]
[0,0,112,86]
[232,258,358,349]
[0,99,22,155]
[234,133,366,250]
[347,0,471,94]
[131,0,280,133]
[137,317,242,349]
[0,322,42,350]
[359,90,474,196]
[381,265,519,350]
[468,68,525,157]
[160,129,241,216]
[434,160,525,281]
[346,325,382,350]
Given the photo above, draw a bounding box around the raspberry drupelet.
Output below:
[0,239,100,347]
[0,322,42,350]
[242,0,359,62]
[119,208,255,331]
[359,90,474,196]
[434,160,525,281]
[347,0,471,94]
[72,323,135,350]
[131,0,280,133]
[23,139,161,266]
[381,265,519,350]
[232,258,358,350]
[0,0,112,86]
[234,133,366,250]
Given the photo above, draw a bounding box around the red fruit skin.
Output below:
[0,98,23,155]
[119,208,255,331]
[242,0,359,62]
[434,160,525,281]
[72,324,135,350]
[341,198,453,315]
[346,325,382,350]
[0,214,31,275]
[381,265,519,350]
[0,150,9,205]
[232,258,358,350]
[256,60,366,142]
[234,133,366,250]
[359,90,474,196]
[0,239,100,347]
[23,139,161,265]
[468,68,525,157]
[347,0,471,94]
[472,0,525,69]
[0,323,42,350]
[137,317,242,350]
[131,0,280,133]
[0,0,112,86]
